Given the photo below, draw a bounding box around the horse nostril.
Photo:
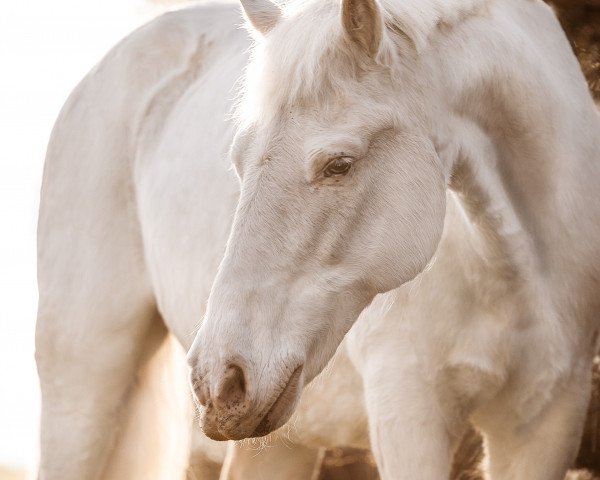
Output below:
[190,370,209,407]
[197,383,209,407]
[214,364,246,410]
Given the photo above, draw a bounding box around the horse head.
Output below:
[187,0,447,440]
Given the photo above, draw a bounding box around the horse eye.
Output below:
[324,157,353,177]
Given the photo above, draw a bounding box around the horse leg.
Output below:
[220,439,323,480]
[482,367,592,480]
[36,212,162,480]
[360,356,466,480]
[347,312,466,480]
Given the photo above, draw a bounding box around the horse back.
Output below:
[37,3,243,311]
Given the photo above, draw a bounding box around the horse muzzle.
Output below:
[189,360,304,440]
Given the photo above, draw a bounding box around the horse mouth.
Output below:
[250,365,304,437]
[197,365,304,441]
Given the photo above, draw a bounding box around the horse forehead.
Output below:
[248,112,364,159]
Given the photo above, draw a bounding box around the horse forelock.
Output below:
[233,0,490,127]
[234,0,362,126]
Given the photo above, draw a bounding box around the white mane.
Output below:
[236,0,489,125]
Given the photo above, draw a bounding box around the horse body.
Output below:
[37,0,600,479]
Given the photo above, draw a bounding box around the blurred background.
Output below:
[0,1,597,479]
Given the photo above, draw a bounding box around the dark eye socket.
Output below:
[323,157,353,177]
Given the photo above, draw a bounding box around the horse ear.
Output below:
[240,0,282,35]
[341,0,382,58]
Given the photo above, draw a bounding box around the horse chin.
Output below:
[250,365,304,437]
[200,410,258,441]
[200,424,229,442]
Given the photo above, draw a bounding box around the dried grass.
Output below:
[552,0,600,99]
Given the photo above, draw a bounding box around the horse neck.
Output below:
[431,2,600,295]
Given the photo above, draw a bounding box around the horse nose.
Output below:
[190,361,253,440]
[190,362,249,410]
[214,364,246,410]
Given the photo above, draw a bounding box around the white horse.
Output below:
[36,1,600,480]
[186,0,600,478]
